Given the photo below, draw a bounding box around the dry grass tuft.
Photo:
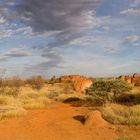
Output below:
[18,91,51,109]
[0,95,26,119]
[100,104,140,125]
[0,106,26,120]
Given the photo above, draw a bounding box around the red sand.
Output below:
[0,103,139,140]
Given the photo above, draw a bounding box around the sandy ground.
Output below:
[0,102,139,140]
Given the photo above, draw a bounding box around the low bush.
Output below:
[0,77,24,96]
[48,75,60,84]
[26,76,45,91]
[86,80,132,105]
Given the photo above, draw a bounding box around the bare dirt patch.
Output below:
[0,102,139,140]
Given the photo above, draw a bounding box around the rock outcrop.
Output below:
[118,73,139,86]
[60,75,92,93]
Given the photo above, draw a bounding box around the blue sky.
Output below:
[0,0,140,78]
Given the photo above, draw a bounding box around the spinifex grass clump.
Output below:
[100,104,140,125]
[0,95,26,120]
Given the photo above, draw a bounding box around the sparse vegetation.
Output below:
[46,92,59,99]
[100,104,140,125]
[26,75,45,91]
[18,91,50,109]
[0,106,26,120]
[0,74,139,131]
[0,95,26,119]
[0,76,24,96]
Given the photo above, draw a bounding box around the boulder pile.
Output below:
[119,73,140,86]
[60,75,92,93]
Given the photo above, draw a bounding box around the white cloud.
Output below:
[15,26,33,35]
[5,48,30,57]
[79,11,110,28]
[70,35,121,54]
[107,63,131,70]
[70,36,102,46]
[123,35,139,43]
[0,30,13,39]
[130,0,140,8]
[0,16,6,24]
[0,48,31,62]
[0,26,33,39]
[134,43,140,47]
[120,8,140,16]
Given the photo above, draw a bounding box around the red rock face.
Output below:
[60,75,92,93]
[119,75,126,81]
[118,73,139,86]
[133,73,139,78]
[126,77,132,84]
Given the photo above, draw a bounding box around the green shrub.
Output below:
[48,75,60,84]
[86,80,132,105]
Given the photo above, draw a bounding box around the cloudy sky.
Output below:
[0,0,140,78]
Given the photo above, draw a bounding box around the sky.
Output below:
[0,0,140,78]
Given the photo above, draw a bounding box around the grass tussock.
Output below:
[21,97,50,109]
[0,106,26,120]
[19,92,51,109]
[0,95,26,119]
[100,104,140,125]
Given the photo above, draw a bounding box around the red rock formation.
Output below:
[60,75,92,93]
[126,77,132,84]
[133,73,139,78]
[132,73,139,86]
[119,75,126,81]
[119,73,139,86]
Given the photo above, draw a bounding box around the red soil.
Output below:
[0,102,139,140]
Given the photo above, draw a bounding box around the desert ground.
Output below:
[0,101,140,140]
[0,75,140,140]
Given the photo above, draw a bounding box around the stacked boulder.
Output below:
[60,75,92,93]
[119,73,140,86]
